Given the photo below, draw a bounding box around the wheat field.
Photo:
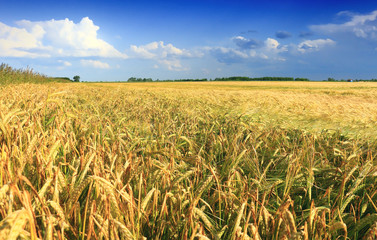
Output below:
[1,81,377,239]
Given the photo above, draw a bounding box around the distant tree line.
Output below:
[127,76,310,82]
[326,77,377,82]
[128,77,153,82]
[156,78,208,82]
[127,76,377,83]
[52,76,80,82]
[213,76,309,81]
[52,77,71,81]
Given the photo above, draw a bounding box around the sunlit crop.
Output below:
[1,80,377,239]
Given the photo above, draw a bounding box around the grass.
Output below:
[0,80,377,239]
[0,63,72,85]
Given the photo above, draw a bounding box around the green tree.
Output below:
[73,75,80,82]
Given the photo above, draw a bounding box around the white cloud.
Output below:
[81,60,110,69]
[58,60,72,67]
[259,53,269,59]
[0,22,50,57]
[264,38,287,53]
[310,10,377,39]
[206,37,288,64]
[208,47,249,64]
[130,44,156,59]
[56,60,72,70]
[249,50,257,57]
[0,17,127,58]
[265,38,279,50]
[129,41,192,59]
[129,41,193,71]
[232,36,261,49]
[158,59,189,71]
[297,39,335,53]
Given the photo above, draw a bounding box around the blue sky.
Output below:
[1,0,377,81]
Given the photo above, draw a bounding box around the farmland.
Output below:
[1,80,377,239]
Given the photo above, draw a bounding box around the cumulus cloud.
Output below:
[297,39,335,53]
[208,47,249,64]
[310,10,377,39]
[206,37,288,64]
[129,41,192,59]
[0,17,127,58]
[159,59,189,71]
[275,31,292,39]
[264,38,288,53]
[0,22,50,57]
[232,36,261,49]
[58,60,72,67]
[81,59,110,69]
[130,43,156,59]
[129,41,193,71]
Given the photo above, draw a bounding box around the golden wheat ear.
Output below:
[0,209,30,240]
